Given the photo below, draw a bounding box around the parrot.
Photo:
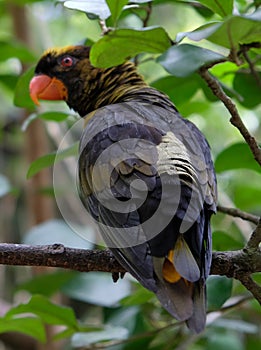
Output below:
[29,45,217,333]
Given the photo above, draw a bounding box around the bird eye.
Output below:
[60,56,74,67]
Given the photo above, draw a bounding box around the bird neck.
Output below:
[70,62,174,117]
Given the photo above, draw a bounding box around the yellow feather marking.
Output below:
[43,45,76,57]
[162,249,181,283]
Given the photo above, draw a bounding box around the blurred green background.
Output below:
[0,0,260,349]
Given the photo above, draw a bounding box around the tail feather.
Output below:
[153,256,206,332]
[153,257,193,321]
[186,280,206,333]
[156,278,194,322]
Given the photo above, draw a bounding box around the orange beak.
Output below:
[29,74,68,106]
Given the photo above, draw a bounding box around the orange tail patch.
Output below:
[162,250,181,283]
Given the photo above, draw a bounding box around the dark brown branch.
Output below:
[217,205,259,224]
[0,240,260,277]
[142,2,152,28]
[0,222,260,304]
[237,274,261,304]
[198,67,261,166]
[0,244,125,273]
[245,218,261,250]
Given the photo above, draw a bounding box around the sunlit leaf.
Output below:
[14,66,35,110]
[6,295,78,329]
[90,27,171,68]
[197,0,233,17]
[0,317,45,343]
[157,44,225,77]
[106,0,128,26]
[27,142,78,178]
[183,12,261,49]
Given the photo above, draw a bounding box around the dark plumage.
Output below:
[30,45,217,333]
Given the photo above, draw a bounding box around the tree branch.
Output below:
[1,242,260,276]
[0,244,125,273]
[217,205,259,224]
[198,67,261,166]
[0,222,260,303]
[245,218,261,250]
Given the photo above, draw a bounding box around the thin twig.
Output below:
[241,48,261,88]
[142,2,152,28]
[236,274,261,305]
[217,205,260,225]
[198,67,261,166]
[99,19,110,35]
[134,2,153,66]
[245,218,261,250]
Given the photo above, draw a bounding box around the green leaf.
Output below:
[207,331,245,350]
[14,66,35,110]
[0,41,36,62]
[106,0,128,26]
[157,44,225,77]
[213,318,259,334]
[64,0,110,19]
[39,111,71,122]
[151,74,199,106]
[215,142,261,173]
[0,317,45,343]
[233,182,261,212]
[90,27,171,68]
[197,0,233,17]
[23,219,94,249]
[18,271,77,297]
[6,295,78,329]
[0,74,18,90]
[233,71,261,108]
[27,142,78,178]
[22,112,71,131]
[62,272,131,307]
[207,276,233,309]
[184,12,261,49]
[0,174,11,197]
[72,326,128,347]
[27,153,56,178]
[212,231,243,251]
[120,286,154,306]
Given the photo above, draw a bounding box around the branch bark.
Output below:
[0,242,260,276]
[0,221,260,304]
[217,205,259,224]
[198,67,261,166]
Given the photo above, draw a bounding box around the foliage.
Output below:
[0,0,260,349]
